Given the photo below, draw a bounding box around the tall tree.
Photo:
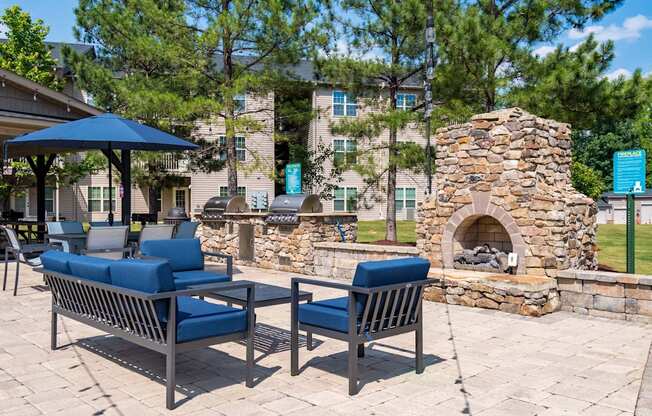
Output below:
[67,0,323,196]
[0,5,62,90]
[323,0,427,241]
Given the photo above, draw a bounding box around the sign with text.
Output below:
[285,163,302,194]
[613,149,647,194]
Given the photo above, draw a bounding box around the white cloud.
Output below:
[605,68,632,80]
[533,45,556,57]
[568,14,652,42]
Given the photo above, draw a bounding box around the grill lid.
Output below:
[269,194,322,214]
[203,196,250,218]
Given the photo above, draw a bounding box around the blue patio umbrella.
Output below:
[3,113,198,225]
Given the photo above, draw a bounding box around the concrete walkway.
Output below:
[0,262,651,415]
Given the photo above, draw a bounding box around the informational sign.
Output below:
[285,163,302,194]
[613,149,647,194]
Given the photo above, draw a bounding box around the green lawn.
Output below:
[357,221,652,274]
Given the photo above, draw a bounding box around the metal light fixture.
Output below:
[424,3,437,195]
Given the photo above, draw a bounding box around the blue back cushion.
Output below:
[68,256,114,284]
[352,257,430,288]
[110,259,176,322]
[174,221,199,239]
[140,239,204,272]
[40,251,75,274]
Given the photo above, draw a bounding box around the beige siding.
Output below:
[190,91,276,214]
[310,86,428,220]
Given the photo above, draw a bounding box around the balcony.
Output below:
[136,153,189,173]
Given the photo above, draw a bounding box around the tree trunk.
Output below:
[223,11,238,197]
[148,186,159,215]
[385,86,398,241]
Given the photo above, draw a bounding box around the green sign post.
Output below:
[613,149,647,274]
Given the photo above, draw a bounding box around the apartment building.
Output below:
[308,85,428,220]
[6,42,429,222]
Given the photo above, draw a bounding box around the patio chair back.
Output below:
[138,225,175,246]
[89,221,124,227]
[86,226,129,259]
[174,221,199,239]
[1,226,24,262]
[46,221,84,252]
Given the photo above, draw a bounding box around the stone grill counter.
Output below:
[198,213,357,274]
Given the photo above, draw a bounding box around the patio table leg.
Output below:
[3,248,8,291]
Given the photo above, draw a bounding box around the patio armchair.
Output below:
[39,251,255,410]
[2,225,58,296]
[83,226,131,260]
[290,257,432,395]
[174,221,199,239]
[46,221,84,253]
[139,238,232,290]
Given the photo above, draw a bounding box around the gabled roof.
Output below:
[46,42,95,69]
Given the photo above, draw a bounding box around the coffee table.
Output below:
[202,281,314,349]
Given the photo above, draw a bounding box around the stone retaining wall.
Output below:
[425,273,560,317]
[313,242,419,279]
[557,269,652,322]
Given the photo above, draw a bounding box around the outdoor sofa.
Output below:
[139,238,232,289]
[291,257,432,395]
[39,250,254,409]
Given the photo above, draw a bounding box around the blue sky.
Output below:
[2,0,652,79]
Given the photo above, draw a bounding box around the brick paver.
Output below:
[0,261,651,415]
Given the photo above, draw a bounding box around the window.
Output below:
[154,188,162,212]
[395,187,416,210]
[219,186,246,197]
[88,186,116,212]
[234,94,246,113]
[333,139,357,166]
[334,187,357,212]
[396,93,416,111]
[219,136,246,161]
[175,189,186,210]
[333,90,357,117]
[45,187,54,214]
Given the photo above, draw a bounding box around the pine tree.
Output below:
[66,0,324,196]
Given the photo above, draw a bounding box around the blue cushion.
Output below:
[140,239,204,272]
[68,256,114,283]
[352,257,430,288]
[173,270,230,290]
[299,302,351,333]
[40,251,75,274]
[176,297,247,343]
[109,259,176,322]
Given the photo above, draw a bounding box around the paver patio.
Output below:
[0,261,651,415]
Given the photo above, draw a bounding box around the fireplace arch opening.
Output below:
[452,215,513,272]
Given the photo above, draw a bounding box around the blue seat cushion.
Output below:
[176,297,247,343]
[40,251,75,274]
[110,259,176,322]
[68,256,114,283]
[140,239,204,272]
[352,257,431,288]
[298,296,364,333]
[172,270,230,290]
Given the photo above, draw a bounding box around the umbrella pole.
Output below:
[108,142,113,226]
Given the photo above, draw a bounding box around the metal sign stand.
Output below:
[627,193,635,274]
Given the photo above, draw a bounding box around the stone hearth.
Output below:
[417,108,598,277]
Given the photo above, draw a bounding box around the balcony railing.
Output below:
[135,153,189,172]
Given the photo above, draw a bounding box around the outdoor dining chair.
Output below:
[46,221,84,253]
[1,225,56,296]
[133,224,175,255]
[82,226,131,260]
[174,221,199,239]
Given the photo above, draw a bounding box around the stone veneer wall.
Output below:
[417,107,597,277]
[198,214,357,274]
[313,242,420,279]
[558,269,652,322]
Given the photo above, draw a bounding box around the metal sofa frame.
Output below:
[41,269,255,409]
[290,277,433,395]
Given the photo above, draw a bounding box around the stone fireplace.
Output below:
[417,108,598,277]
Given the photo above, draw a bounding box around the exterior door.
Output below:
[173,188,189,213]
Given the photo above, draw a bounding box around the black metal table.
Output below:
[47,232,140,254]
[202,280,314,348]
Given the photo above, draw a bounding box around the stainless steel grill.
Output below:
[202,196,250,221]
[265,194,322,224]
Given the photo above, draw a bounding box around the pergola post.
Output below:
[121,150,131,226]
[26,154,56,240]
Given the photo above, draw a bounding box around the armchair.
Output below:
[291,257,432,395]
